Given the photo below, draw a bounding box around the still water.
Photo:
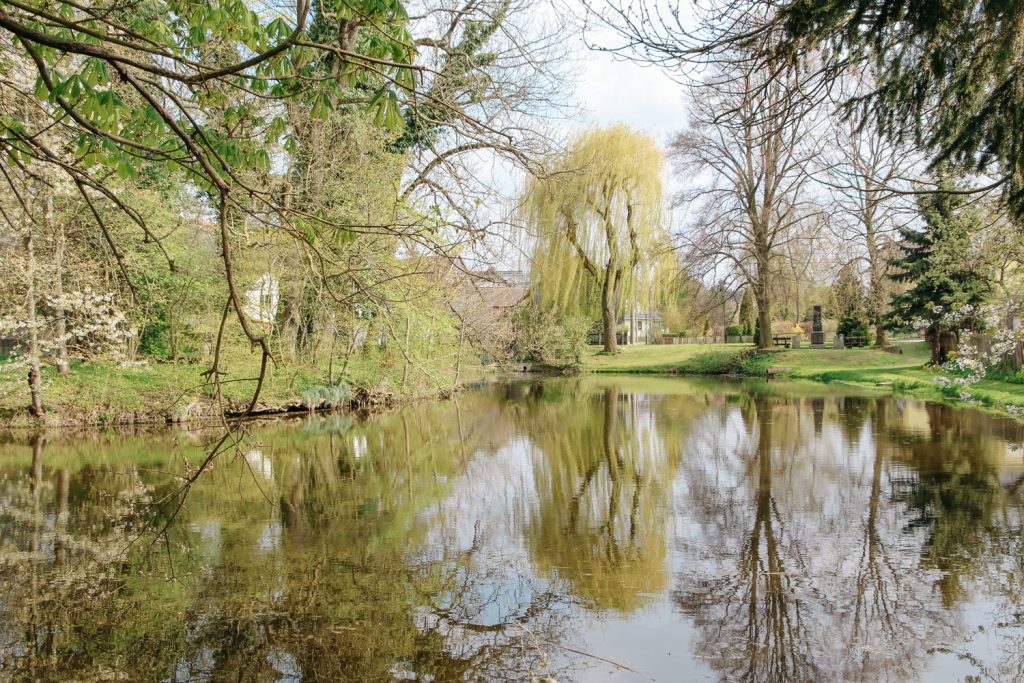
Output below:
[1,376,1023,682]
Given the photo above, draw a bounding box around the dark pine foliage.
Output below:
[777,0,1024,218]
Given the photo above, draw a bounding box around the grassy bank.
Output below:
[0,353,482,428]
[10,341,1024,427]
[585,341,1024,416]
[0,361,321,426]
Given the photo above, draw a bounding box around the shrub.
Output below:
[837,316,870,340]
[300,381,353,410]
[510,307,592,368]
[725,325,745,337]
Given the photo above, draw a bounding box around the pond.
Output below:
[1,376,1023,682]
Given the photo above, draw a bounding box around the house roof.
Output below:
[479,286,529,309]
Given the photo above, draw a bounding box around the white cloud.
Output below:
[571,40,689,140]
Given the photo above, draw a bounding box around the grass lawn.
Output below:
[585,343,748,373]
[584,341,1024,415]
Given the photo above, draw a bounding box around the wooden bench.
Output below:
[766,367,784,380]
[845,336,868,348]
[772,336,791,348]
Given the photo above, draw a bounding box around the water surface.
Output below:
[1,377,1023,682]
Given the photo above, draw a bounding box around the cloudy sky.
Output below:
[568,31,689,141]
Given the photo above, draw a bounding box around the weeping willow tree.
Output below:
[526,126,666,353]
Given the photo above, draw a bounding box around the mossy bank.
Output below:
[0,355,483,428]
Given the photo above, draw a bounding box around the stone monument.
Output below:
[811,305,825,348]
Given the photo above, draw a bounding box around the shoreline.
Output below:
[589,367,1024,421]
[0,379,479,430]
[5,342,1024,428]
[583,341,1024,421]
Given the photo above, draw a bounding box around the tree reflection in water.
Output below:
[0,378,1023,682]
[512,380,713,614]
[674,391,1024,683]
[673,396,821,682]
[0,399,573,682]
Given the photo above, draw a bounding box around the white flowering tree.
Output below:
[929,303,1024,415]
[44,290,135,359]
[0,288,134,414]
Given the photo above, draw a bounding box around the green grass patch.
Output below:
[583,341,1024,418]
[586,343,756,374]
[0,360,325,423]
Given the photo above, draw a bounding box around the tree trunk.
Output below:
[601,267,618,353]
[401,316,412,387]
[647,281,653,344]
[25,230,43,417]
[755,285,772,350]
[48,196,70,375]
[453,325,465,391]
[622,303,630,348]
[795,280,801,326]
[325,313,337,385]
[756,302,772,349]
[280,280,308,361]
[873,319,888,348]
[169,310,178,362]
[865,226,888,347]
[753,239,773,349]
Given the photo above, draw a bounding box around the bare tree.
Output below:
[400,0,571,252]
[671,49,825,348]
[821,92,922,346]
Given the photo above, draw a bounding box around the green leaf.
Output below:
[34,77,49,100]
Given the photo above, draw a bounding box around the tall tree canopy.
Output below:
[526,125,665,353]
[773,0,1024,218]
[0,0,421,408]
[0,0,568,413]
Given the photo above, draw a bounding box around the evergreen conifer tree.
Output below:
[887,177,989,363]
[834,264,871,342]
[738,288,756,336]
[774,0,1024,219]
